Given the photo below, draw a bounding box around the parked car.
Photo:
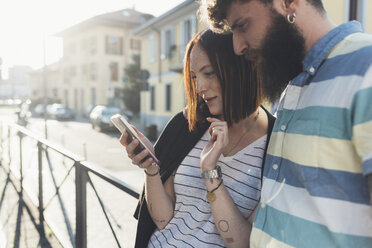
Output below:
[54,106,75,120]
[89,105,124,131]
[33,104,46,117]
[48,103,67,118]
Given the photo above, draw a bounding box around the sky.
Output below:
[0,0,185,79]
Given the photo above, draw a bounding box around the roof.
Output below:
[56,8,153,36]
[133,0,198,36]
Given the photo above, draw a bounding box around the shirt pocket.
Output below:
[282,119,320,186]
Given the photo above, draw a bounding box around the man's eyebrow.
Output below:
[230,17,242,31]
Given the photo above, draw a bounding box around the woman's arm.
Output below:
[120,131,176,229]
[200,117,257,247]
[205,178,255,247]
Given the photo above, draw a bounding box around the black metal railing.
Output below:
[0,122,140,248]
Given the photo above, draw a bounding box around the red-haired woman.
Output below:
[120,29,275,248]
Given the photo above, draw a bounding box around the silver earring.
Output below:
[287,12,296,24]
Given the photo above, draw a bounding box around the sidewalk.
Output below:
[0,162,63,248]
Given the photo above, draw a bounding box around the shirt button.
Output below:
[261,203,266,208]
[273,164,278,170]
[309,66,315,73]
[280,125,286,131]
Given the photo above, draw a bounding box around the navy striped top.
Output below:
[148,130,267,247]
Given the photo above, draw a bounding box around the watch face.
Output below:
[202,165,222,179]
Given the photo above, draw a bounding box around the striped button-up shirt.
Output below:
[251,21,372,248]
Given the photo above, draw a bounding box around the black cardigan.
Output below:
[133,109,275,248]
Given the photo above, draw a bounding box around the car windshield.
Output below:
[102,108,120,116]
[56,107,67,113]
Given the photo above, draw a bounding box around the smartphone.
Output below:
[110,114,159,164]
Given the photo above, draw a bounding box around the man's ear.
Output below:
[276,0,300,14]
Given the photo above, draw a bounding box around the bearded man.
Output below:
[201,0,372,247]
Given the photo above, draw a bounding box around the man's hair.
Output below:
[184,29,262,131]
[200,0,325,33]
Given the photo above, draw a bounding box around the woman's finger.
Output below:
[131,149,150,165]
[126,139,140,156]
[138,157,154,169]
[119,131,130,146]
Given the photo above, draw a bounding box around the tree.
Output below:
[122,54,142,114]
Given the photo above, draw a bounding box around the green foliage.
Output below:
[122,54,142,114]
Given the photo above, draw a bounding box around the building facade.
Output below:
[323,0,371,32]
[134,0,370,137]
[0,65,32,100]
[56,9,152,115]
[133,0,208,134]
[29,62,62,102]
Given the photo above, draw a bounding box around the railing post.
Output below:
[76,161,87,248]
[19,131,23,191]
[38,141,45,234]
[0,121,2,152]
[8,126,11,164]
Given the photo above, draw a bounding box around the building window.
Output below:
[90,63,97,81]
[180,16,196,62]
[183,19,192,45]
[150,85,155,110]
[53,88,58,98]
[74,88,78,111]
[64,89,69,107]
[130,39,141,50]
[91,87,96,106]
[109,62,119,81]
[165,84,172,111]
[149,33,157,63]
[106,35,123,55]
[161,28,175,59]
[90,37,97,55]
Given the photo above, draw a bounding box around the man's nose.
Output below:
[233,33,248,56]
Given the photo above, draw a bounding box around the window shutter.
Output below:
[120,37,123,55]
[105,35,109,54]
[191,15,196,36]
[161,30,166,59]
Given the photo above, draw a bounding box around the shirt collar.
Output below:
[302,21,363,76]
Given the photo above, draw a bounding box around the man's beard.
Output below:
[249,9,306,103]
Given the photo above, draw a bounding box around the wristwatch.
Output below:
[201,165,222,179]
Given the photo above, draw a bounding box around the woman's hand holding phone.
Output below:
[119,127,156,170]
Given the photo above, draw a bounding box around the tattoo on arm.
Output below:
[149,203,166,223]
[152,217,166,223]
[218,220,230,232]
[226,237,234,243]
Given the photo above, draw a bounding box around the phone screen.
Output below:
[111,114,159,164]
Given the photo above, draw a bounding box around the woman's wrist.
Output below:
[145,162,160,176]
